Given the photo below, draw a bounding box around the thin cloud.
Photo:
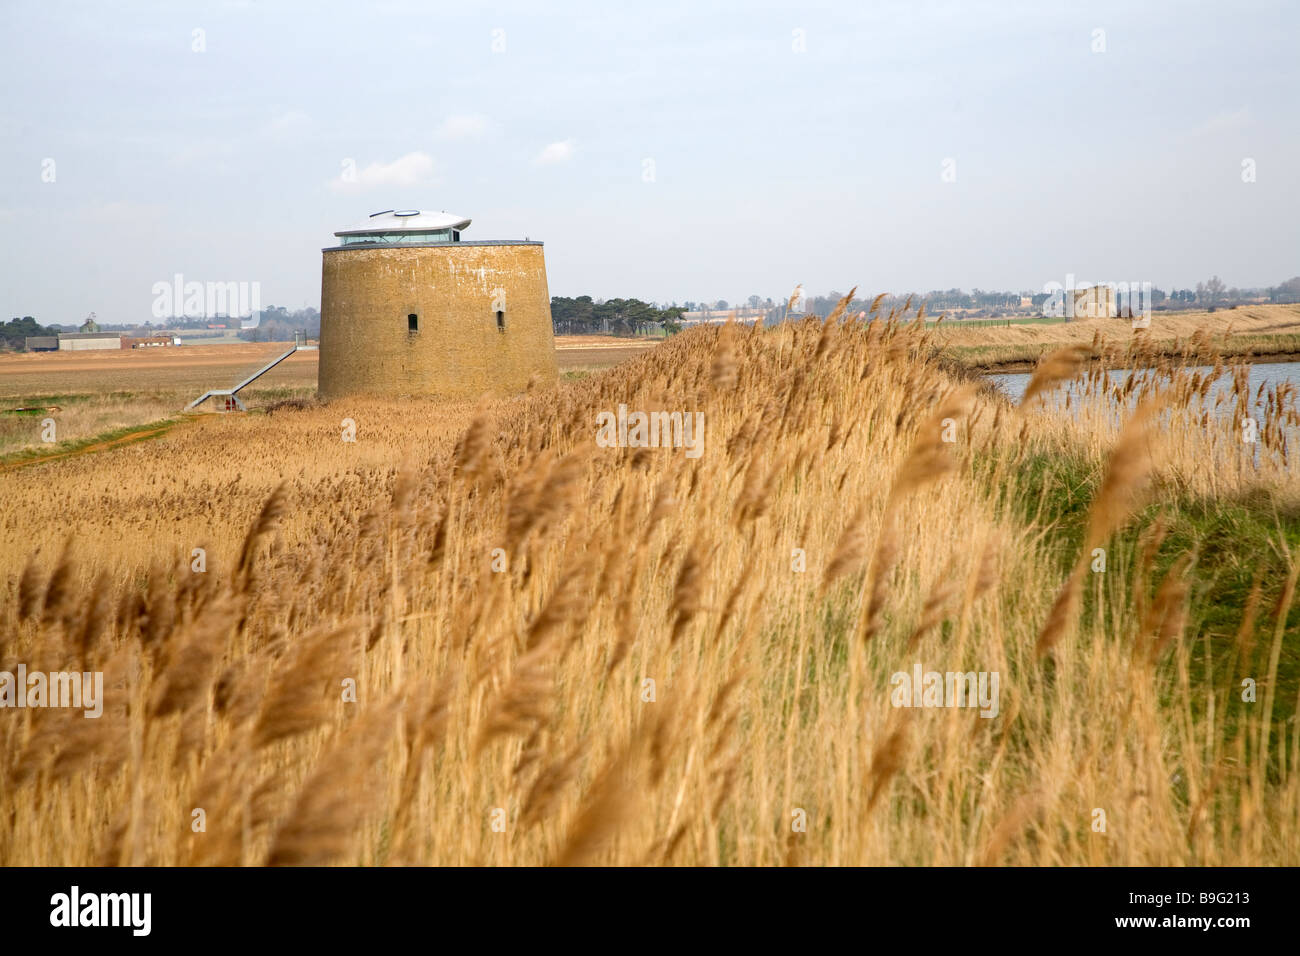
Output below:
[1189,108,1251,139]
[435,114,490,141]
[265,110,313,139]
[329,151,438,191]
[84,200,168,223]
[534,139,575,165]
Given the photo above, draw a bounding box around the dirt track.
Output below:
[0,418,194,472]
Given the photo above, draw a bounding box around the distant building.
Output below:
[1071,285,1116,319]
[24,336,58,352]
[1041,285,1119,319]
[57,332,122,351]
[679,306,767,326]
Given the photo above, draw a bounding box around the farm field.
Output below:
[2,312,1298,865]
[0,336,662,456]
[0,335,659,399]
[552,335,661,375]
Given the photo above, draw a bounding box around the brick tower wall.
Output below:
[319,241,557,400]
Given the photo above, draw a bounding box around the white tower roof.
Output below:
[335,209,471,237]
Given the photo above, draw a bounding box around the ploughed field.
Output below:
[2,310,1299,865]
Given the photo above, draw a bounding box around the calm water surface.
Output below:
[987,361,1300,405]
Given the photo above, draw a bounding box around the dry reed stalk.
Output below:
[1037,399,1164,657]
[552,739,642,867]
[866,722,909,812]
[1085,398,1165,549]
[520,739,588,829]
[390,462,419,531]
[826,286,858,326]
[1034,565,1087,659]
[72,569,112,669]
[1132,513,1171,622]
[149,595,241,718]
[1019,345,1092,408]
[888,385,976,503]
[40,538,75,630]
[851,384,975,644]
[184,745,251,866]
[710,322,739,392]
[1233,569,1266,665]
[857,523,900,644]
[266,697,400,866]
[236,482,288,592]
[1140,553,1194,662]
[17,553,43,621]
[252,622,357,748]
[1258,557,1299,770]
[525,553,596,652]
[822,503,872,595]
[907,557,960,649]
[977,792,1042,866]
[669,539,712,645]
[475,640,560,753]
[454,399,496,486]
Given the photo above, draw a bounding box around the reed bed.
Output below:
[2,304,1298,865]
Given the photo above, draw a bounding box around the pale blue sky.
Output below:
[1,0,1297,324]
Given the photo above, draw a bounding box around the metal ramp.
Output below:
[187,332,318,411]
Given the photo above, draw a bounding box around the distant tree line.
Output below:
[1,316,59,350]
[550,276,1300,334]
[1268,277,1300,304]
[12,275,1300,351]
[781,275,1300,321]
[551,296,686,336]
[237,306,321,343]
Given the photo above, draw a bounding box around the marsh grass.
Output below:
[1,308,1298,865]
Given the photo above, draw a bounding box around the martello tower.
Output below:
[318,209,558,400]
